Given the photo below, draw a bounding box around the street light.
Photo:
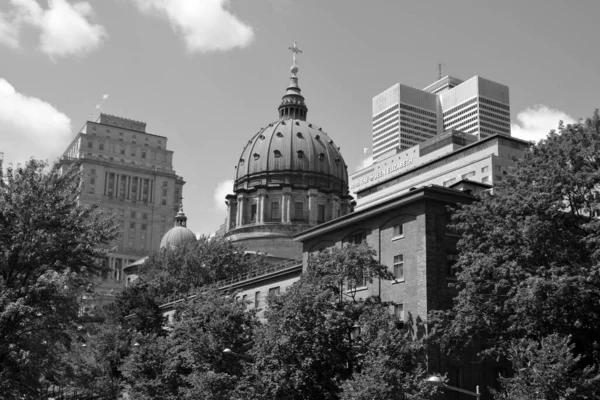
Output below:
[426,375,481,399]
[222,348,254,362]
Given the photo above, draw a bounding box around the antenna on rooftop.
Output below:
[437,63,446,80]
[90,94,110,121]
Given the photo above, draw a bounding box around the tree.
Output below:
[493,334,600,400]
[138,236,265,301]
[430,111,600,393]
[0,160,117,398]
[249,244,436,400]
[120,288,259,399]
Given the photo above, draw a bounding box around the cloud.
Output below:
[0,0,106,59]
[213,179,234,212]
[511,105,576,142]
[0,11,20,48]
[355,155,373,172]
[0,78,72,165]
[130,0,253,52]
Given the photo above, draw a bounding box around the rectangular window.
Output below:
[90,168,96,175]
[131,149,136,156]
[162,188,167,196]
[129,222,135,229]
[142,213,148,220]
[271,202,280,220]
[393,254,404,280]
[269,287,280,296]
[142,151,147,159]
[318,204,325,222]
[99,143,104,151]
[130,211,136,218]
[141,223,147,230]
[120,148,125,155]
[89,177,95,185]
[294,202,303,220]
[254,291,260,309]
[251,204,257,221]
[495,175,503,182]
[481,166,489,173]
[443,178,456,187]
[242,294,247,310]
[482,176,490,184]
[88,187,94,194]
[394,303,404,322]
[162,181,168,187]
[461,171,476,180]
[393,224,403,237]
[162,199,167,206]
[87,141,93,148]
[447,253,459,277]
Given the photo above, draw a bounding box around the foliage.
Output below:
[0,160,117,398]
[108,280,165,335]
[138,235,265,301]
[120,288,259,399]
[430,111,600,394]
[249,244,436,400]
[493,334,600,400]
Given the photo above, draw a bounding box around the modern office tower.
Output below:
[372,84,439,161]
[59,113,185,301]
[372,75,511,161]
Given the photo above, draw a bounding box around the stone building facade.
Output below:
[59,113,185,300]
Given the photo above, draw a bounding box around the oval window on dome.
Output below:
[254,153,260,160]
[297,150,304,159]
[259,135,266,140]
[335,158,340,166]
[274,150,282,157]
[315,134,320,140]
[239,158,245,165]
[296,132,303,138]
[319,153,325,160]
[276,132,283,138]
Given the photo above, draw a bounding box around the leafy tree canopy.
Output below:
[430,111,600,395]
[0,160,117,398]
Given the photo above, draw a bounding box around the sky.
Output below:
[1,0,599,235]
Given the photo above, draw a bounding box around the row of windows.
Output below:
[399,103,436,118]
[373,123,400,142]
[373,135,400,154]
[239,286,282,310]
[88,141,167,161]
[373,115,399,134]
[400,120,437,136]
[249,201,327,222]
[443,104,477,125]
[400,109,437,126]
[447,116,478,132]
[372,104,399,122]
[444,111,478,130]
[91,126,161,142]
[400,115,437,131]
[373,111,399,130]
[373,128,400,148]
[479,96,510,111]
[442,97,478,117]
[479,104,510,119]
[481,119,511,131]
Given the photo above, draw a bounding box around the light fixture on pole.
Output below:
[426,375,481,399]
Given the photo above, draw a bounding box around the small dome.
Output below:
[160,203,196,249]
[160,226,196,249]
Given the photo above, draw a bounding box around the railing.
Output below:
[217,258,302,287]
[158,258,303,308]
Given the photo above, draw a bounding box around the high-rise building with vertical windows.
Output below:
[59,113,185,302]
[372,75,511,161]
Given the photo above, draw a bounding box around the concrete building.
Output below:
[372,75,511,161]
[223,57,353,260]
[59,113,185,300]
[353,130,530,210]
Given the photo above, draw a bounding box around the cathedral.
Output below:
[223,47,353,260]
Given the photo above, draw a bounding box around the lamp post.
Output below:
[223,348,255,362]
[426,375,481,399]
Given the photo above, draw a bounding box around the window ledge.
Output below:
[391,235,405,242]
[392,279,405,285]
[346,286,368,293]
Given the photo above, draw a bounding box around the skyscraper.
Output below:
[372,75,511,161]
[59,113,185,301]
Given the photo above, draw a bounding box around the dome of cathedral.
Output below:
[233,60,348,195]
[160,205,196,249]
